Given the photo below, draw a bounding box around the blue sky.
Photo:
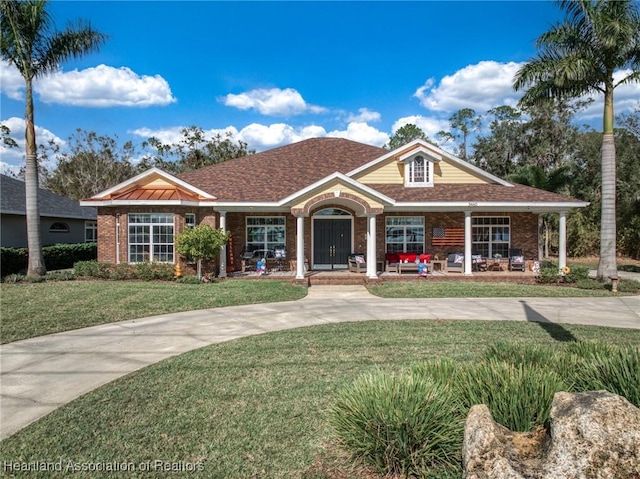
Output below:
[2,1,639,173]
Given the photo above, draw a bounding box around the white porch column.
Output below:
[218,211,227,278]
[464,211,472,275]
[296,215,305,280]
[366,214,378,279]
[558,210,567,270]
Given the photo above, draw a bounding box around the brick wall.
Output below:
[97,206,540,269]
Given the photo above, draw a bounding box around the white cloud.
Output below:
[415,61,523,113]
[347,108,381,123]
[327,122,389,147]
[220,88,326,116]
[236,123,327,150]
[35,64,176,107]
[0,60,25,100]
[0,117,65,170]
[1,62,176,107]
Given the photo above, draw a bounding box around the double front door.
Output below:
[313,218,352,270]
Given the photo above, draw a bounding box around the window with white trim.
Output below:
[49,222,69,233]
[85,221,97,242]
[385,217,424,254]
[128,213,174,263]
[185,213,196,228]
[472,216,510,258]
[246,217,285,253]
[405,155,433,187]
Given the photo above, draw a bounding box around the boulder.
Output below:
[463,391,640,479]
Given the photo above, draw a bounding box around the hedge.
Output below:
[0,243,97,277]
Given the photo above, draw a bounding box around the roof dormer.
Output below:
[398,147,442,188]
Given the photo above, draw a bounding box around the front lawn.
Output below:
[0,280,307,344]
[1,320,639,478]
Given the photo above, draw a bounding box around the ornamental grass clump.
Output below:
[457,358,567,432]
[568,342,640,408]
[330,370,463,477]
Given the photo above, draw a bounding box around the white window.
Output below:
[49,222,69,233]
[405,155,433,187]
[185,213,196,228]
[472,217,510,258]
[246,217,285,253]
[128,213,174,263]
[385,217,424,254]
[85,221,97,242]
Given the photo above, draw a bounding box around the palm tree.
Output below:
[514,0,640,281]
[1,0,106,276]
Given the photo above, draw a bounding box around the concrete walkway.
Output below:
[1,287,639,441]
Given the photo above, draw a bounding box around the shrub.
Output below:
[616,278,640,293]
[108,263,136,281]
[331,370,463,477]
[537,265,559,284]
[134,262,174,281]
[45,270,75,281]
[564,265,589,283]
[43,243,97,271]
[0,247,28,276]
[1,273,25,283]
[74,260,111,278]
[457,358,566,432]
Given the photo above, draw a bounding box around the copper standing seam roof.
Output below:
[110,187,203,202]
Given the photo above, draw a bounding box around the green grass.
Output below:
[0,280,307,344]
[368,281,635,298]
[1,320,639,478]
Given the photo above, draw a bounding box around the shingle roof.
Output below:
[370,184,581,204]
[176,138,583,205]
[0,174,97,220]
[178,137,388,202]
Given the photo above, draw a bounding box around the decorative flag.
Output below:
[432,227,465,246]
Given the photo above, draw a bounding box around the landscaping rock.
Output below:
[463,391,640,479]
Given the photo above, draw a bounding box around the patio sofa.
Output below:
[386,253,432,273]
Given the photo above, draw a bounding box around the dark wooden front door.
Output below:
[313,218,351,269]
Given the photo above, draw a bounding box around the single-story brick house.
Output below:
[80,138,587,278]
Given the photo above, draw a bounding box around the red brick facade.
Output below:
[98,206,539,271]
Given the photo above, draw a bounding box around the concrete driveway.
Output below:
[1,286,639,440]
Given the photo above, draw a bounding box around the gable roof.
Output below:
[178,137,388,202]
[82,168,216,206]
[348,139,512,187]
[0,174,96,220]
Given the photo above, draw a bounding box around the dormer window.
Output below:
[405,155,433,187]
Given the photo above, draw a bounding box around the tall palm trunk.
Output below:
[596,86,617,281]
[24,78,45,276]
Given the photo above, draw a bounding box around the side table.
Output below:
[430,260,447,273]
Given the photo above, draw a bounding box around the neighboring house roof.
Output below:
[0,174,96,220]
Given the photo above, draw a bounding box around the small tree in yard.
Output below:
[175,225,229,280]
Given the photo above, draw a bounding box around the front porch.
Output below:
[228,266,538,286]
